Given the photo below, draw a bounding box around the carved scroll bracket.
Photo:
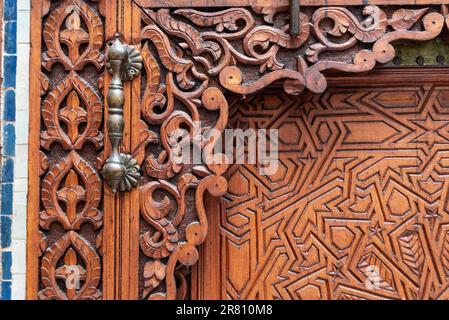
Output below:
[101,34,143,193]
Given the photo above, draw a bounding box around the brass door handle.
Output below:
[101,34,142,193]
[290,0,300,36]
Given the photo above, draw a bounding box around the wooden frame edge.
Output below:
[26,0,118,300]
[26,0,43,300]
[137,0,449,8]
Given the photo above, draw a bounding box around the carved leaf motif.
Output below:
[305,43,327,63]
[139,175,198,259]
[132,120,158,166]
[143,260,166,299]
[41,71,103,151]
[39,151,50,176]
[140,182,178,259]
[307,7,385,64]
[243,14,310,72]
[141,24,195,90]
[38,231,48,257]
[141,43,169,125]
[57,169,86,223]
[40,72,50,96]
[59,91,88,144]
[308,5,387,64]
[142,25,191,74]
[155,9,222,61]
[389,8,428,31]
[40,151,102,230]
[42,0,104,71]
[39,231,101,300]
[251,5,285,24]
[398,231,424,276]
[144,111,194,179]
[175,8,255,39]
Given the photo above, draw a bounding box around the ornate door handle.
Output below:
[101,34,143,193]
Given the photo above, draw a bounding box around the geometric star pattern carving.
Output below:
[221,82,449,300]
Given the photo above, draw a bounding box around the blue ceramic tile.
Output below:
[3,90,15,122]
[3,0,17,21]
[4,22,17,54]
[1,251,12,280]
[3,55,17,88]
[1,216,12,248]
[1,281,11,300]
[0,0,17,299]
[2,124,16,157]
[1,183,13,216]
[1,158,14,183]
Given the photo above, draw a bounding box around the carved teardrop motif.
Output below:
[40,151,103,231]
[42,0,104,71]
[37,0,105,301]
[41,71,103,151]
[39,231,101,300]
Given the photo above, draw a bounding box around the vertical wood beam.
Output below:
[26,0,43,299]
[290,0,300,36]
[129,0,143,300]
[102,0,120,301]
[117,0,133,300]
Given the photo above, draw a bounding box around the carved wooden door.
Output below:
[194,70,449,300]
[27,0,449,300]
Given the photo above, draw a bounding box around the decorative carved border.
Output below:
[137,0,449,8]
[135,3,449,299]
[31,0,106,300]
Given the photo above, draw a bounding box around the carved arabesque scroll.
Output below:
[135,3,449,299]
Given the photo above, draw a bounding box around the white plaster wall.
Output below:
[11,0,30,300]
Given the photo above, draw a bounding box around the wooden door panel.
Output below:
[199,73,449,300]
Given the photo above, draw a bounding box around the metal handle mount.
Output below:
[101,34,143,193]
[289,0,300,36]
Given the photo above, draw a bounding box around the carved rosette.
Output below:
[136,4,449,299]
[38,0,105,300]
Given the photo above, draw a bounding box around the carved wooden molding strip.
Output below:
[136,3,449,299]
[138,0,449,8]
[36,0,105,300]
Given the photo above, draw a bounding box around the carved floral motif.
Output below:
[38,0,104,300]
[137,4,449,300]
